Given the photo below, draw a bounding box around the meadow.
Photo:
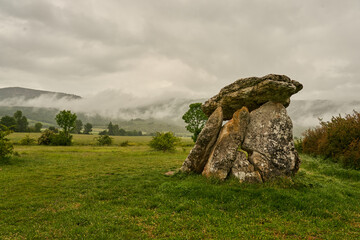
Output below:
[0,134,359,239]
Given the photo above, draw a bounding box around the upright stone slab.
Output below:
[242,101,300,180]
[180,107,223,173]
[202,107,249,180]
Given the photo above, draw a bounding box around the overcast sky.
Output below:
[0,0,359,101]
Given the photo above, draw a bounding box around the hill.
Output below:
[0,87,81,101]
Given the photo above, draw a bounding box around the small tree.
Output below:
[13,110,28,132]
[73,119,83,134]
[0,125,14,160]
[0,116,16,131]
[149,132,180,152]
[108,122,115,135]
[182,103,208,142]
[55,110,77,146]
[55,110,77,135]
[83,123,93,134]
[34,123,43,132]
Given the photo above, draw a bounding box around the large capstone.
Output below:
[202,74,303,120]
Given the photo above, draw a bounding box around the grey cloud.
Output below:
[0,0,359,101]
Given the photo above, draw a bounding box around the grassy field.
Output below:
[1,135,359,239]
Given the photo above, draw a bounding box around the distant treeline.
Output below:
[0,110,42,132]
[99,122,143,136]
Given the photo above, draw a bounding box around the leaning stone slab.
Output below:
[180,106,223,173]
[242,101,300,181]
[202,74,303,120]
[202,107,249,180]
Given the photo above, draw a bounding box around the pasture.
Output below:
[0,134,359,239]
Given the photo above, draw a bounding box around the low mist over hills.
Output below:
[0,87,359,136]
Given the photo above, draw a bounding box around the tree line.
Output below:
[0,110,94,134]
[99,122,143,136]
[0,110,42,132]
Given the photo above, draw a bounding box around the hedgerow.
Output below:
[302,111,360,169]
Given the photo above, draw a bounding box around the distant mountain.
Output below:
[0,87,81,101]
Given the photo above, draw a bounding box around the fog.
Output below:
[0,90,197,121]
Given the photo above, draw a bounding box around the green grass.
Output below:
[0,138,359,239]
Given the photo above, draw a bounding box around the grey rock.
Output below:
[242,101,300,181]
[180,107,223,173]
[231,151,263,183]
[202,74,303,120]
[202,107,250,180]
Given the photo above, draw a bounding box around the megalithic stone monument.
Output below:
[180,74,303,182]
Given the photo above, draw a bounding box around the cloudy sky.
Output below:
[0,0,359,101]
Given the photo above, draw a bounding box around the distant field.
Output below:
[8,132,193,147]
[1,140,359,239]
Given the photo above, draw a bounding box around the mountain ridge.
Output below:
[0,87,81,101]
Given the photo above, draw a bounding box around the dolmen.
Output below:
[180,74,303,182]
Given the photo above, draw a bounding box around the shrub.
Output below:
[294,137,303,153]
[51,131,73,146]
[38,130,56,145]
[19,135,36,145]
[149,132,180,152]
[38,130,72,146]
[342,139,360,170]
[96,135,113,146]
[0,125,13,160]
[48,126,59,133]
[302,111,360,169]
[120,141,130,147]
[302,126,327,155]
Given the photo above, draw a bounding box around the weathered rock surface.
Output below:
[180,74,302,183]
[202,107,250,180]
[242,101,300,180]
[180,107,223,173]
[231,151,262,183]
[202,74,303,120]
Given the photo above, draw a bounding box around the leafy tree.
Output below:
[0,116,16,131]
[55,110,77,136]
[54,110,77,146]
[149,132,180,152]
[108,122,115,135]
[34,123,43,132]
[0,125,14,160]
[182,103,208,142]
[73,119,83,134]
[83,123,93,134]
[13,111,28,132]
